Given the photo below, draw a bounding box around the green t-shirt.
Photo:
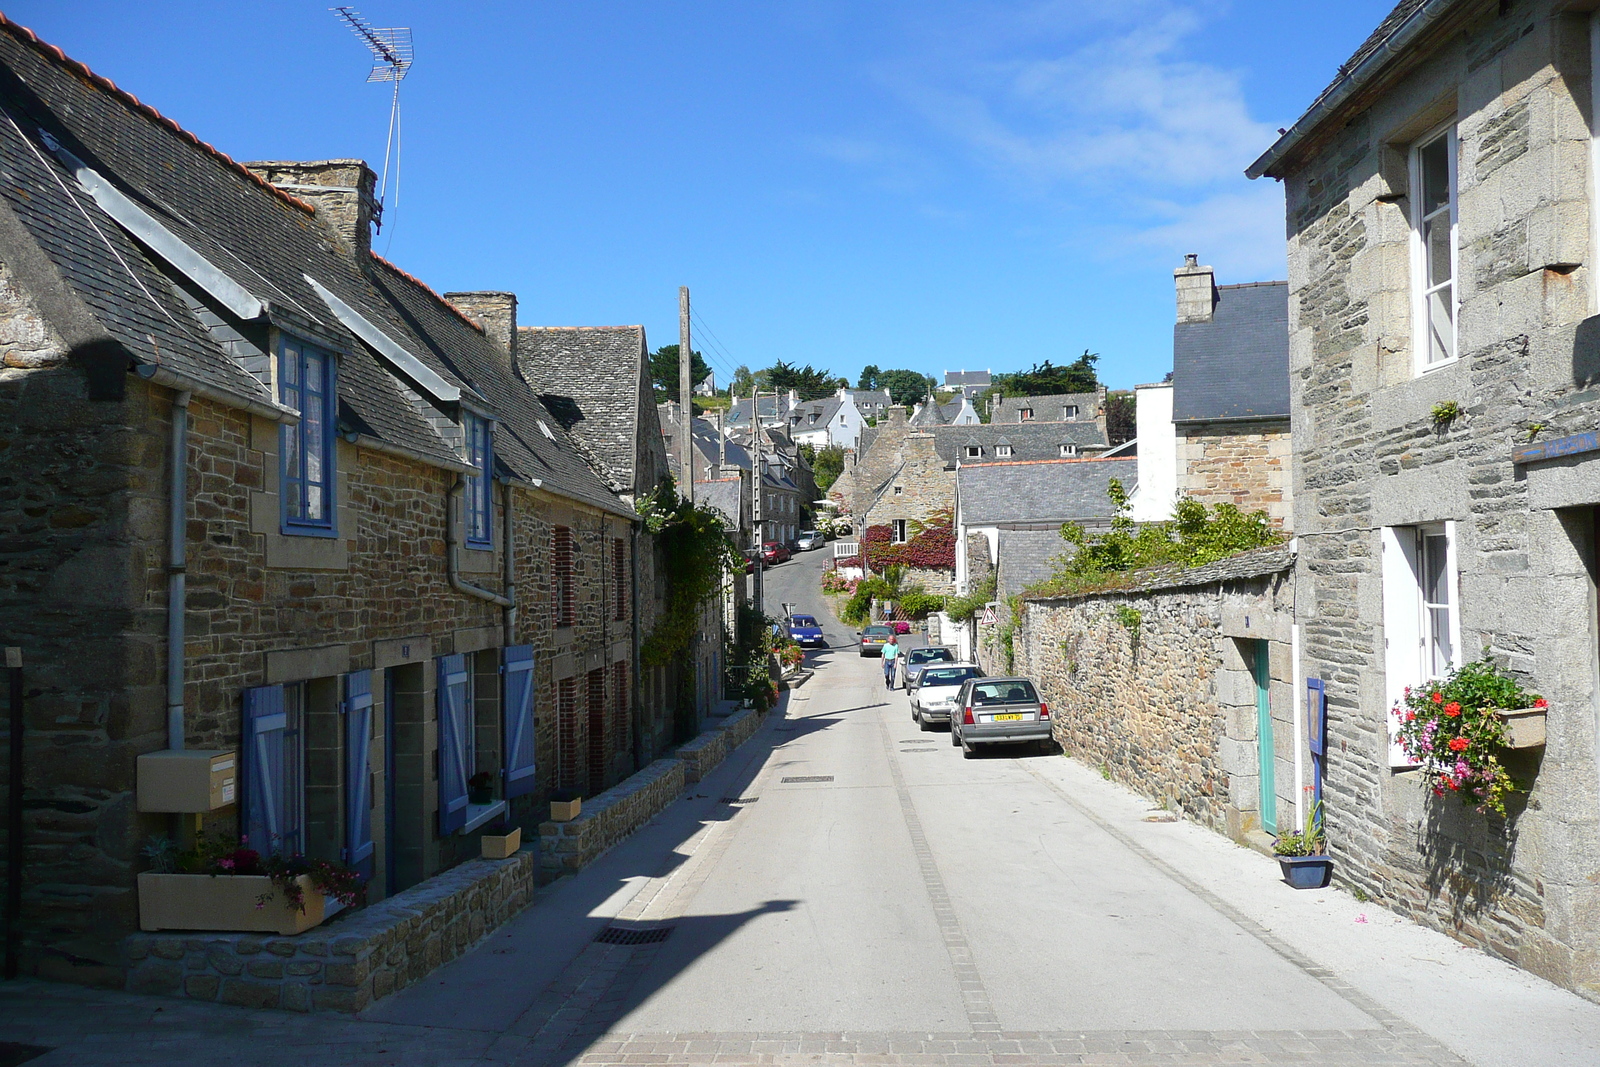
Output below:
[883,643,899,661]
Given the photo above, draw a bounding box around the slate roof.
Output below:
[727,394,793,424]
[1025,544,1294,602]
[696,477,744,530]
[909,398,948,427]
[858,423,881,458]
[935,421,1107,464]
[847,388,892,411]
[958,457,1139,526]
[993,393,1098,423]
[518,326,661,498]
[996,528,1070,602]
[1171,282,1290,423]
[0,15,630,516]
[944,370,991,387]
[788,395,842,432]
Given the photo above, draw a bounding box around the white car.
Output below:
[910,663,983,730]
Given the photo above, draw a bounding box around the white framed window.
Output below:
[1381,522,1461,766]
[965,445,982,459]
[1064,405,1079,419]
[892,519,908,543]
[1410,124,1458,372]
[1059,444,1078,457]
[893,485,903,495]
[996,444,1013,458]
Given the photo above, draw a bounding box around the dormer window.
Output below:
[278,335,337,535]
[1020,408,1033,421]
[1064,405,1079,419]
[965,445,983,459]
[1060,444,1078,457]
[997,444,1013,458]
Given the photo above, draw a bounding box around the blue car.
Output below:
[787,614,826,648]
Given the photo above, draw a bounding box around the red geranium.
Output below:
[1447,737,1469,752]
[1431,691,1443,704]
[1444,702,1461,717]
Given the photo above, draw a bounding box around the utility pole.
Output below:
[678,286,693,504]
[751,388,764,618]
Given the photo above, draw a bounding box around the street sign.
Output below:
[1512,430,1600,465]
[981,605,998,626]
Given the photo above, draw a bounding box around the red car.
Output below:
[760,541,791,565]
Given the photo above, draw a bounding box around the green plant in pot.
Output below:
[468,771,495,806]
[1272,801,1332,889]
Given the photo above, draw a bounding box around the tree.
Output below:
[758,361,840,401]
[649,345,713,402]
[1106,390,1134,445]
[811,444,845,492]
[730,365,754,396]
[877,369,935,408]
[858,365,881,391]
[993,350,1100,397]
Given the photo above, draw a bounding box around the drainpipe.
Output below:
[1289,537,1305,829]
[166,391,191,751]
[630,522,644,771]
[447,475,512,609]
[500,478,517,646]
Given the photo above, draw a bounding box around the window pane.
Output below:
[1422,534,1449,605]
[281,344,299,389]
[1426,216,1452,288]
[303,350,323,397]
[1428,607,1454,676]
[1419,134,1450,217]
[1427,286,1454,364]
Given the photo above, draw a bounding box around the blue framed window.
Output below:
[278,336,337,535]
[465,413,492,547]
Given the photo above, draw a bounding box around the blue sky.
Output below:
[8,1,1395,390]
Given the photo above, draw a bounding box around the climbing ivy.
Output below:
[861,509,956,570]
[637,481,742,668]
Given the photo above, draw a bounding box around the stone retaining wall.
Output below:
[122,849,535,1013]
[539,758,687,878]
[676,707,763,783]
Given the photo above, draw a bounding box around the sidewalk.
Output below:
[1020,754,1600,1067]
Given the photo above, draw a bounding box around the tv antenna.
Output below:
[331,6,413,234]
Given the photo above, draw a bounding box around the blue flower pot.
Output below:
[1278,854,1332,889]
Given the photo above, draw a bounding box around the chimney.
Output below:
[444,291,518,362]
[1175,253,1216,324]
[244,160,379,258]
[887,406,907,427]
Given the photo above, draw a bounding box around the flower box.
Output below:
[550,798,582,822]
[137,871,326,935]
[481,826,522,859]
[1495,706,1547,749]
[1277,855,1332,890]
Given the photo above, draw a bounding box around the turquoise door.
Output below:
[1254,641,1277,835]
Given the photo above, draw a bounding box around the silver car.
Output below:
[796,530,824,551]
[899,645,955,689]
[910,664,982,729]
[950,677,1052,757]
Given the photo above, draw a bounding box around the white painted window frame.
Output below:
[892,519,908,543]
[1380,522,1461,767]
[1591,11,1600,315]
[1409,122,1459,376]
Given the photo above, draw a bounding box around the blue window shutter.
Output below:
[437,654,470,834]
[343,669,375,878]
[503,646,536,799]
[241,684,287,855]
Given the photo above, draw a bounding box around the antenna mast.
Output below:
[331,6,413,231]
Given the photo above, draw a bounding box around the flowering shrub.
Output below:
[820,570,857,595]
[143,832,367,913]
[862,510,955,571]
[1393,657,1547,816]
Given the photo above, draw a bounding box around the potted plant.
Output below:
[137,833,365,935]
[549,788,582,822]
[468,771,495,806]
[480,820,521,860]
[1272,804,1331,890]
[1393,657,1548,816]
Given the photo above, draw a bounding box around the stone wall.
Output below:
[1277,0,1600,999]
[122,848,535,1013]
[1177,419,1292,530]
[1015,549,1295,835]
[539,758,687,878]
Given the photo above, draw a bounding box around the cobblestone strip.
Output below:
[1019,762,1469,1067]
[874,699,1001,1035]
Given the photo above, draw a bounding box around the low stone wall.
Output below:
[1017,547,1294,835]
[677,706,764,783]
[539,758,687,878]
[122,848,535,1013]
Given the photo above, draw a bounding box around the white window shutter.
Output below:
[1380,527,1423,767]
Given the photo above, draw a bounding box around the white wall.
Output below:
[1128,382,1177,522]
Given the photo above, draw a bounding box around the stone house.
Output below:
[992,388,1108,436]
[1248,0,1600,996]
[0,18,703,990]
[861,433,957,594]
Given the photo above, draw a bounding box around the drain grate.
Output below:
[899,748,941,753]
[780,775,834,783]
[594,925,674,946]
[901,739,938,745]
[721,796,759,805]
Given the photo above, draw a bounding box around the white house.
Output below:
[787,387,865,452]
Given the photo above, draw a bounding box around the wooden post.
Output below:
[678,286,693,504]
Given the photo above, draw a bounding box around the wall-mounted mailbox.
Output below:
[137,749,237,813]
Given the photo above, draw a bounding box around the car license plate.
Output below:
[993,713,1023,721]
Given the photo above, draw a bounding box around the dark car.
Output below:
[761,541,791,565]
[857,624,893,657]
[788,614,826,647]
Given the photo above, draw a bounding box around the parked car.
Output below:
[796,530,825,551]
[910,664,983,729]
[950,677,1052,757]
[857,625,893,657]
[760,541,791,565]
[900,645,956,688]
[787,614,826,647]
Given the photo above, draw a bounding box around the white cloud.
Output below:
[1132,185,1287,281]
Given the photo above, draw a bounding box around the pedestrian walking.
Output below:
[882,633,900,689]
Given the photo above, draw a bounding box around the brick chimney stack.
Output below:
[243,160,378,259]
[1175,253,1216,324]
[444,291,519,363]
